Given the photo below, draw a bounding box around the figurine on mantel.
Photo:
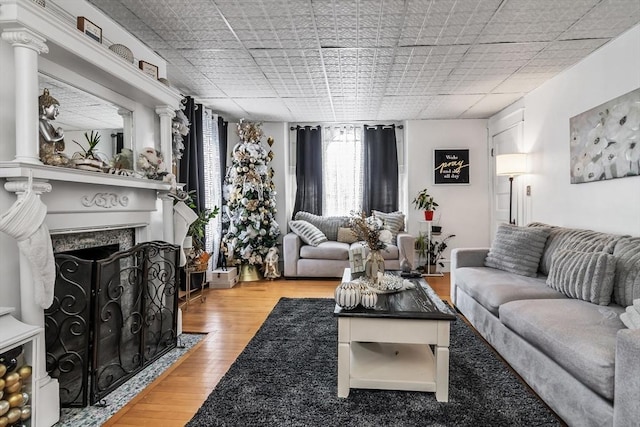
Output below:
[38,88,70,167]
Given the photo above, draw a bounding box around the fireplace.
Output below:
[45,240,179,407]
[0,160,179,424]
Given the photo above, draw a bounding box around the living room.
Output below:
[0,0,638,426]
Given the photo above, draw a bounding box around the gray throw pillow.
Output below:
[288,220,328,247]
[484,223,550,277]
[294,211,349,241]
[528,222,622,275]
[546,250,617,305]
[372,210,405,244]
[612,237,640,307]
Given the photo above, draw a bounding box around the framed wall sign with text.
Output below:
[434,149,470,184]
[77,17,102,44]
[139,61,159,79]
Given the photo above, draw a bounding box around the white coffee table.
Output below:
[334,269,456,402]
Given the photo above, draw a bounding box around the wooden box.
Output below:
[207,267,238,289]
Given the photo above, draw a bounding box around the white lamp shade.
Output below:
[496,153,527,176]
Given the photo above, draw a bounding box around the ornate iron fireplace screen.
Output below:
[45,241,180,407]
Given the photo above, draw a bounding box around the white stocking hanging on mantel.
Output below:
[0,178,55,309]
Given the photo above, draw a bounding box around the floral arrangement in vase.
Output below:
[348,211,393,251]
[349,212,393,283]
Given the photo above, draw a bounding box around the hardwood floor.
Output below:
[102,274,451,426]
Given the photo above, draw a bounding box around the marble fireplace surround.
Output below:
[0,162,174,426]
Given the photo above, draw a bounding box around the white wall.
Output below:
[405,119,492,264]
[521,24,640,236]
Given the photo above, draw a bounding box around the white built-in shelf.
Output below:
[0,0,182,109]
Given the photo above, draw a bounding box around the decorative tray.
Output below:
[354,273,415,294]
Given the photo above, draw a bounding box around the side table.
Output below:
[179,266,208,310]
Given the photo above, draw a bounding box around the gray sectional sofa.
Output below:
[450,223,640,427]
[283,211,415,278]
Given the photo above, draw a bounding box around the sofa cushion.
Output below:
[612,237,640,307]
[499,299,625,401]
[546,250,617,305]
[528,222,622,275]
[337,227,358,244]
[456,266,566,316]
[372,210,405,244]
[288,220,327,246]
[294,211,349,241]
[300,241,350,260]
[484,224,550,277]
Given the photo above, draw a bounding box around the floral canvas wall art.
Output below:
[569,88,640,184]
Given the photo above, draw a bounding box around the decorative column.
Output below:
[118,108,134,151]
[1,28,48,164]
[155,105,175,167]
[158,190,175,244]
[4,178,59,427]
[155,106,177,244]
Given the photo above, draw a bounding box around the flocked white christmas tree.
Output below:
[222,120,280,269]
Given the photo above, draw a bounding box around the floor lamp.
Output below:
[496,153,527,225]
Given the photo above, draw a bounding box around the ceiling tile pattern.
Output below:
[88,0,640,122]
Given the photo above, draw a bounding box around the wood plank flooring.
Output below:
[102,274,451,426]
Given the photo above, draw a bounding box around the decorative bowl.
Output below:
[109,44,134,64]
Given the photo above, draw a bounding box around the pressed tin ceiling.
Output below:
[88,0,640,122]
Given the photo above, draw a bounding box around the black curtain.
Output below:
[293,126,323,216]
[178,96,205,212]
[217,116,228,196]
[362,125,399,213]
[216,116,229,268]
[114,132,124,154]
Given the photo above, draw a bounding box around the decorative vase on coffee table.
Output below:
[365,250,385,283]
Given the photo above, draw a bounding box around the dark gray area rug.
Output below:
[188,298,561,426]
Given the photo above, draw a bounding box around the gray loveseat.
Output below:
[450,223,640,427]
[283,211,415,278]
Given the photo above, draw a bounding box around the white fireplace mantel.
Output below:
[0,161,172,191]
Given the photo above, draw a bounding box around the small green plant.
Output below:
[183,190,219,254]
[415,233,455,271]
[412,188,439,211]
[73,130,101,159]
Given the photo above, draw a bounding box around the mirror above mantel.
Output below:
[38,71,133,163]
[38,73,124,131]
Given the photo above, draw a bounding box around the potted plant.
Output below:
[431,213,442,234]
[415,232,428,263]
[183,191,219,270]
[412,188,439,221]
[71,130,108,172]
[417,233,455,274]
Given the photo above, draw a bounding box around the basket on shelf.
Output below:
[187,252,211,272]
[108,44,134,63]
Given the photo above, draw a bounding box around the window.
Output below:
[203,108,222,263]
[322,126,363,216]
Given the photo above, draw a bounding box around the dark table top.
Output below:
[334,276,456,321]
